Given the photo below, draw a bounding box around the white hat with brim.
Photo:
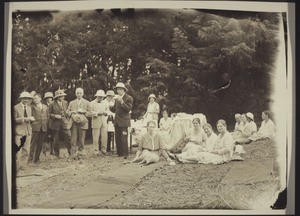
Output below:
[246,112,254,121]
[95,90,106,97]
[106,90,115,97]
[54,90,67,99]
[44,92,54,99]
[19,92,33,99]
[113,82,128,91]
[148,94,156,100]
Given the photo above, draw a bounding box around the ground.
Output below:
[15,139,282,210]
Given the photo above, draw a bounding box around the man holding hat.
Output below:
[110,82,133,159]
[88,89,109,155]
[67,87,91,152]
[14,91,35,170]
[144,94,160,127]
[48,89,74,158]
[43,92,54,155]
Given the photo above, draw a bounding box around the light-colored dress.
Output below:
[178,128,206,157]
[197,131,234,164]
[159,117,173,132]
[250,119,275,141]
[145,101,160,122]
[204,132,218,151]
[135,132,166,164]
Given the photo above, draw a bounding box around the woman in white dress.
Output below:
[175,119,234,165]
[235,112,257,144]
[144,94,160,126]
[250,110,275,141]
[169,117,206,160]
[159,110,173,132]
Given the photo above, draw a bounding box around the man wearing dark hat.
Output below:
[110,82,133,159]
[43,92,54,155]
[14,91,35,170]
[48,89,74,158]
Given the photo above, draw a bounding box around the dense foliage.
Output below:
[11,9,281,127]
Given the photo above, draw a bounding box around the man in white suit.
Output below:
[67,88,91,152]
[89,90,109,155]
[14,91,35,170]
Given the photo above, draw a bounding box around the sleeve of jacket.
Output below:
[120,95,133,112]
[14,106,24,124]
[48,103,56,119]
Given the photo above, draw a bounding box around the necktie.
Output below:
[24,106,28,117]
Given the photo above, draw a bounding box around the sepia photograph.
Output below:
[3,0,295,215]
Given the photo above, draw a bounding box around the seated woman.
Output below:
[203,123,218,151]
[170,117,206,154]
[159,110,173,132]
[250,110,275,141]
[175,119,234,164]
[129,120,174,165]
[232,113,244,139]
[234,112,257,144]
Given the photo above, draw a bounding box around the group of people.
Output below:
[127,110,276,165]
[13,80,276,170]
[14,82,133,171]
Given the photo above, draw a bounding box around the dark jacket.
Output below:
[48,100,71,130]
[31,103,49,132]
[111,93,133,127]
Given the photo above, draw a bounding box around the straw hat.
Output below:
[113,82,127,91]
[246,112,254,121]
[106,90,115,97]
[72,114,85,125]
[44,92,54,99]
[94,90,106,97]
[54,89,67,99]
[148,94,156,100]
[19,91,33,99]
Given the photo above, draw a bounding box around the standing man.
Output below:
[89,90,109,155]
[67,87,90,152]
[14,91,35,170]
[110,82,133,159]
[48,89,74,158]
[102,90,115,154]
[29,93,49,163]
[43,92,54,155]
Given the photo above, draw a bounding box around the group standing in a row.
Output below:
[14,82,133,171]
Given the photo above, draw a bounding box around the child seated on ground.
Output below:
[249,110,275,141]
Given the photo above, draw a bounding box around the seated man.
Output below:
[249,110,275,141]
[129,121,174,165]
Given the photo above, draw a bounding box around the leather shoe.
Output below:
[123,156,128,159]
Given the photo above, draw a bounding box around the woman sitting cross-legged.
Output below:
[234,112,257,144]
[129,120,175,166]
[174,119,235,165]
[170,117,206,154]
[249,110,275,141]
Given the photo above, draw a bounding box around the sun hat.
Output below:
[44,92,54,99]
[72,113,85,125]
[19,91,33,99]
[94,90,106,97]
[106,90,115,97]
[113,82,128,91]
[54,89,67,99]
[148,94,156,100]
[246,112,254,121]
